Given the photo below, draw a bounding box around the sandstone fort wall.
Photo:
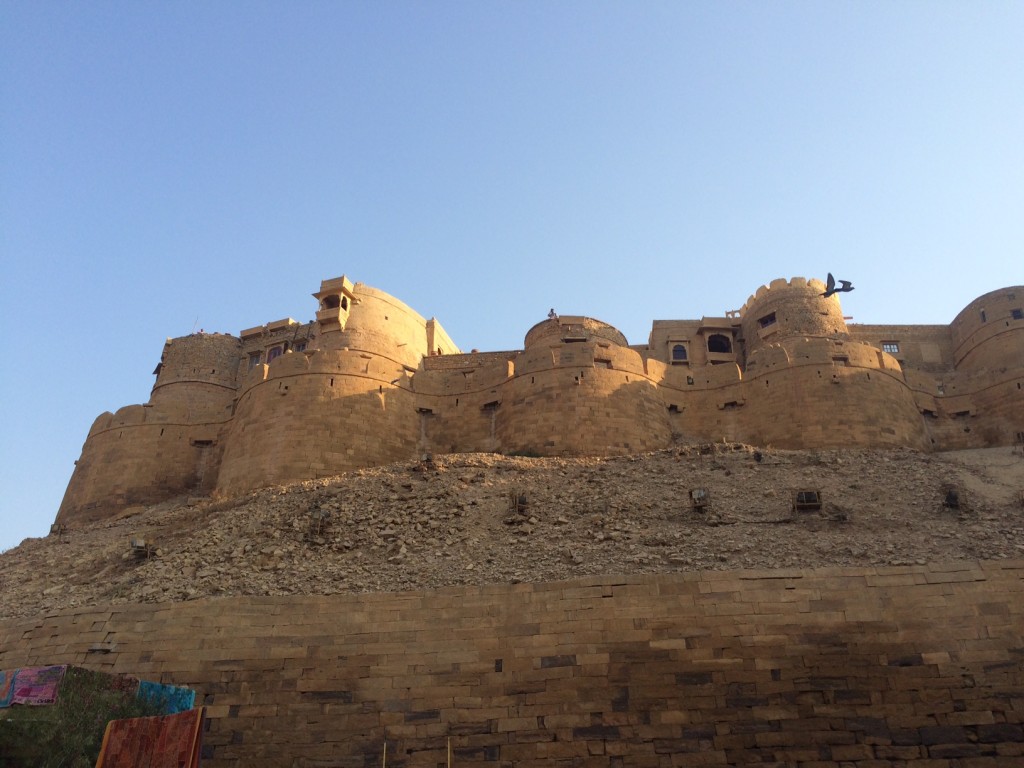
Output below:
[2,561,1021,767]
[56,276,1024,527]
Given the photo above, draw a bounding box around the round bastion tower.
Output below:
[214,277,454,496]
[495,315,671,456]
[737,277,929,450]
[56,332,242,527]
[739,276,849,357]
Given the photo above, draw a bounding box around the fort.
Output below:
[2,272,1022,766]
[56,275,1024,527]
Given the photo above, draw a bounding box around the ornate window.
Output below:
[671,344,688,364]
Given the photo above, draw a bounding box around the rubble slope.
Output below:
[2,444,1022,621]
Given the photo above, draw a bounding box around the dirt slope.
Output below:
[2,444,1022,620]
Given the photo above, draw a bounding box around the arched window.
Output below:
[707,334,732,354]
[267,346,283,363]
[671,344,688,362]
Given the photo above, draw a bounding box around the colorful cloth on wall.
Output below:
[95,706,204,768]
[8,664,67,705]
[0,668,15,707]
[137,679,196,714]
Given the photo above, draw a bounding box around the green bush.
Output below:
[0,668,165,768]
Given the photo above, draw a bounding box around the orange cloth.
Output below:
[95,706,203,768]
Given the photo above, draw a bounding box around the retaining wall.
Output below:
[1,560,1021,767]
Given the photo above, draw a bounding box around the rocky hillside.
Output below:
[2,444,1022,620]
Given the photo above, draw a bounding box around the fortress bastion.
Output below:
[55,276,1024,527]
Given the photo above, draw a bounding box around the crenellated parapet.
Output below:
[739,277,849,358]
[54,275,1024,528]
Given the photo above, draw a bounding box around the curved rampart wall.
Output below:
[739,347,928,450]
[2,561,1020,768]
[214,349,418,495]
[55,405,226,527]
[496,341,671,456]
[54,279,1024,528]
[951,286,1024,371]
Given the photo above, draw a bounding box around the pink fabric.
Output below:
[10,664,66,705]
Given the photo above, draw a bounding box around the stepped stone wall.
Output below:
[1,561,1021,767]
[55,276,1024,527]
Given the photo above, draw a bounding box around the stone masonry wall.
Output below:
[53,279,1024,529]
[55,409,227,526]
[1,561,1021,767]
[215,349,418,495]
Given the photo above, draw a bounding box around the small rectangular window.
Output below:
[247,352,261,370]
[758,312,777,328]
[1012,308,1023,320]
[881,342,900,354]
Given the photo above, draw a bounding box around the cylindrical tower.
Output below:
[215,280,438,495]
[739,277,849,358]
[950,286,1024,371]
[495,316,671,456]
[150,333,242,420]
[55,332,241,527]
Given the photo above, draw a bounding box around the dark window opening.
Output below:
[293,341,307,353]
[921,409,937,418]
[341,296,348,310]
[482,401,500,411]
[686,376,695,385]
[671,344,688,362]
[707,334,732,353]
[758,312,776,328]
[980,309,987,322]
[1011,308,1023,320]
[248,352,261,370]
[267,346,283,363]
[668,404,680,414]
[322,295,340,309]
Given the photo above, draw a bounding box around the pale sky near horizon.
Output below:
[1,2,1021,552]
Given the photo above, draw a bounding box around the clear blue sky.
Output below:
[1,2,1021,551]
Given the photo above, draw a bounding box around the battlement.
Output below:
[55,276,1024,526]
[738,275,830,315]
